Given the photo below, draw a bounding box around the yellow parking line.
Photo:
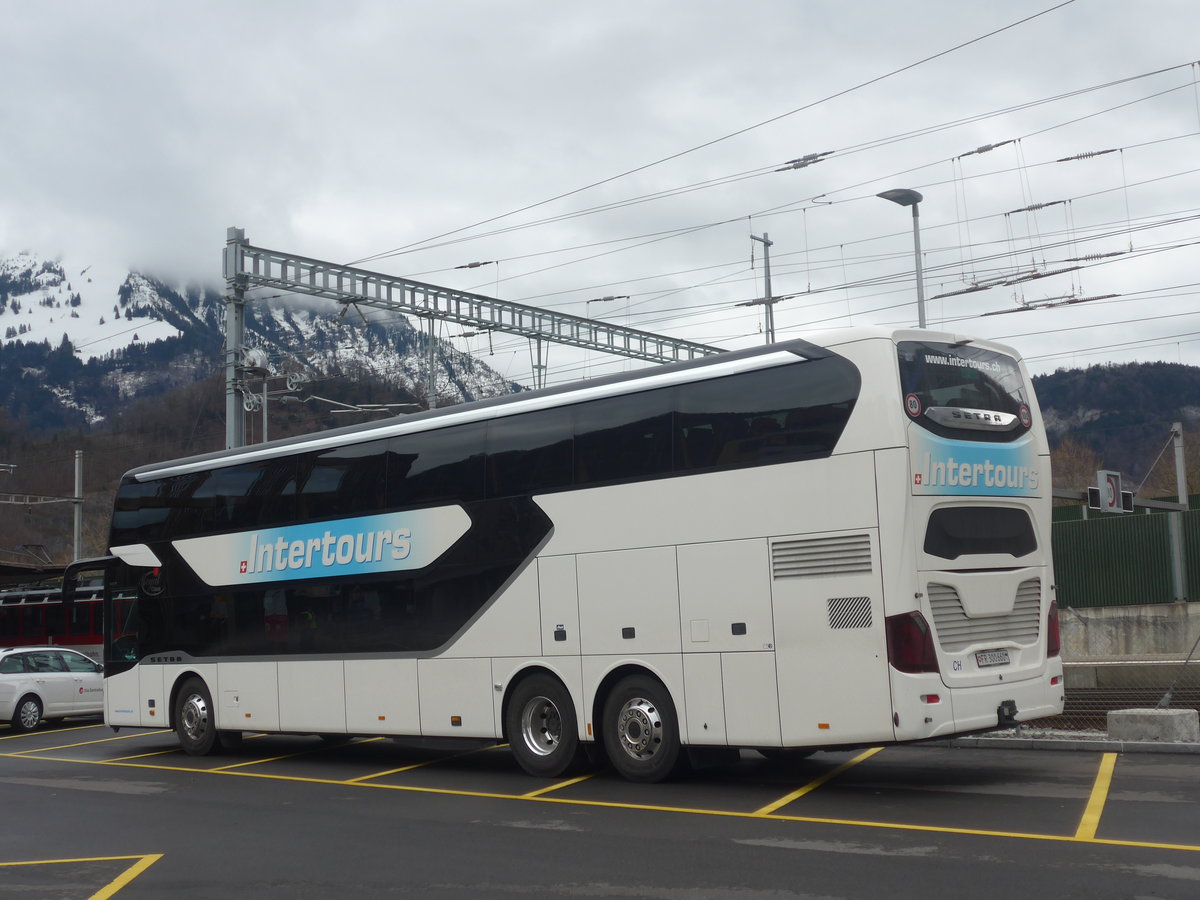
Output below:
[13,729,171,754]
[207,736,381,771]
[522,773,596,797]
[0,852,160,869]
[1075,751,1118,840]
[109,748,182,761]
[89,853,163,900]
[209,750,323,771]
[0,722,104,741]
[6,747,1200,855]
[345,742,501,783]
[753,747,883,816]
[0,853,162,900]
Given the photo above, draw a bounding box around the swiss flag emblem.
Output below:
[914,474,923,485]
[239,561,248,574]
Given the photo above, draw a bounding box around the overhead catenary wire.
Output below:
[348,1,1081,268]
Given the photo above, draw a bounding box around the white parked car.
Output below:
[0,647,103,732]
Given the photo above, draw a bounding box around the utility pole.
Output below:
[426,317,437,409]
[750,233,776,344]
[0,452,85,562]
[1170,422,1189,600]
[223,227,248,449]
[73,450,83,562]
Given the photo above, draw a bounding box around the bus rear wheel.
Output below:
[174,677,222,756]
[602,675,680,783]
[506,673,586,778]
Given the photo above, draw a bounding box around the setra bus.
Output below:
[65,326,1063,782]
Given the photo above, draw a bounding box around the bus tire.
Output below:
[602,674,681,783]
[506,673,586,778]
[11,695,42,732]
[174,677,221,756]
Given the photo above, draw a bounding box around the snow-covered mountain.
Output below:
[0,251,520,431]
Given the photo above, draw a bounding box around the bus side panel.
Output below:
[442,564,542,660]
[279,660,347,733]
[104,668,143,727]
[537,555,580,656]
[346,658,420,735]
[681,654,726,745]
[722,652,782,747]
[217,661,280,732]
[138,664,165,727]
[677,538,779,747]
[678,539,773,653]
[578,547,681,656]
[418,657,495,738]
[772,529,894,746]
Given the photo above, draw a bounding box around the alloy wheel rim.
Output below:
[615,696,662,760]
[519,696,562,757]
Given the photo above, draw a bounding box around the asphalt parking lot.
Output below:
[2,719,1199,898]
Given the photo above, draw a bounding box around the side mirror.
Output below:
[62,556,118,607]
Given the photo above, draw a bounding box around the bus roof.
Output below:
[124,325,1024,483]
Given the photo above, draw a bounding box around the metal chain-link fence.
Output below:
[1036,659,1200,731]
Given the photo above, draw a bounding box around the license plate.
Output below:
[976,649,1010,667]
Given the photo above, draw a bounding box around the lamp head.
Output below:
[877,188,923,207]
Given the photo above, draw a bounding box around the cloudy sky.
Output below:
[2,0,1198,385]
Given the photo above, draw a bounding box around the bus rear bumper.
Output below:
[945,665,1065,736]
[892,660,1064,741]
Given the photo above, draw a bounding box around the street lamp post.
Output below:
[877,188,927,329]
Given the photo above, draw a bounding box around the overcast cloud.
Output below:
[2,0,1198,384]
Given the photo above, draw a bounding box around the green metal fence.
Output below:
[1052,507,1200,608]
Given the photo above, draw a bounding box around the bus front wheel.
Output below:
[174,677,221,756]
[505,673,586,778]
[602,675,681,783]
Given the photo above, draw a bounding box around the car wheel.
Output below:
[11,695,42,733]
[174,677,222,756]
[602,674,681,783]
[505,673,586,778]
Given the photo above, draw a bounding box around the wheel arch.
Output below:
[167,670,208,731]
[499,664,571,743]
[590,663,671,749]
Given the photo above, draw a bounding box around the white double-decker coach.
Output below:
[66,326,1063,782]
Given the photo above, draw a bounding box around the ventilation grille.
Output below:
[772,534,872,579]
[927,578,1041,652]
[828,596,872,629]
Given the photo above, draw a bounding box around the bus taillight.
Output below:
[1047,600,1061,657]
[885,611,939,674]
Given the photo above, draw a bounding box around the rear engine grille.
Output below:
[772,534,872,579]
[828,596,872,629]
[927,578,1041,652]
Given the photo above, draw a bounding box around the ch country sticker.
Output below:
[172,507,471,587]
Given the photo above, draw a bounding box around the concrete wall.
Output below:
[1061,601,1200,661]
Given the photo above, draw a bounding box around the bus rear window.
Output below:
[923,506,1036,559]
[898,341,1031,442]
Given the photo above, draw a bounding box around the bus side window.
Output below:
[387,424,487,508]
[574,390,672,486]
[486,407,573,499]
